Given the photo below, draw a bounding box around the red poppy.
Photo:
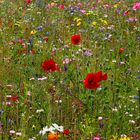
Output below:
[96,71,108,81]
[42,59,60,73]
[119,48,124,53]
[30,49,36,54]
[62,129,70,135]
[10,96,18,101]
[24,0,31,5]
[71,34,81,45]
[84,71,107,89]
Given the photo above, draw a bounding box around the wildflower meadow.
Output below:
[0,0,140,140]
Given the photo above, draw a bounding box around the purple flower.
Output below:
[37,26,43,31]
[132,96,139,99]
[64,65,67,71]
[137,75,140,79]
[0,123,3,128]
[83,49,92,56]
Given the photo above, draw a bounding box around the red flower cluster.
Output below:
[42,59,60,73]
[71,34,81,45]
[62,129,70,135]
[84,71,108,89]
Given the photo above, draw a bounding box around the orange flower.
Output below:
[48,132,60,140]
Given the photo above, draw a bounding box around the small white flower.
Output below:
[16,132,22,136]
[39,125,55,136]
[37,77,47,81]
[98,116,103,121]
[55,100,62,103]
[39,123,64,136]
[48,126,55,132]
[10,130,15,134]
[120,61,125,65]
[112,60,117,63]
[125,112,129,115]
[129,120,135,124]
[112,107,118,112]
[97,88,102,92]
[52,123,64,132]
[121,134,127,138]
[129,114,133,117]
[36,109,44,113]
[6,95,12,98]
[29,137,36,140]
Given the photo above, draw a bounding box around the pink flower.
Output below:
[124,10,129,15]
[132,2,140,10]
[59,4,65,9]
[80,10,86,14]
[127,17,137,22]
[77,3,83,7]
[92,136,101,140]
[27,91,31,96]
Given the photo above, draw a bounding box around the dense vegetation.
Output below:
[0,0,140,139]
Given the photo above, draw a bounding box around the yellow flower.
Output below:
[114,4,118,8]
[51,2,55,6]
[93,13,98,16]
[92,21,97,26]
[73,17,78,21]
[86,11,93,16]
[30,30,37,35]
[14,21,21,27]
[77,22,81,26]
[74,17,81,22]
[102,20,108,25]
[37,11,41,14]
[119,137,131,140]
[74,17,82,26]
[76,18,82,22]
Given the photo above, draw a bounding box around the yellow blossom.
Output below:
[30,30,37,35]
[74,17,82,26]
[119,137,131,140]
[86,11,93,16]
[37,11,41,14]
[76,18,82,22]
[14,21,21,27]
[102,20,108,25]
[77,22,81,26]
[114,4,118,8]
[73,17,78,21]
[92,21,97,26]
